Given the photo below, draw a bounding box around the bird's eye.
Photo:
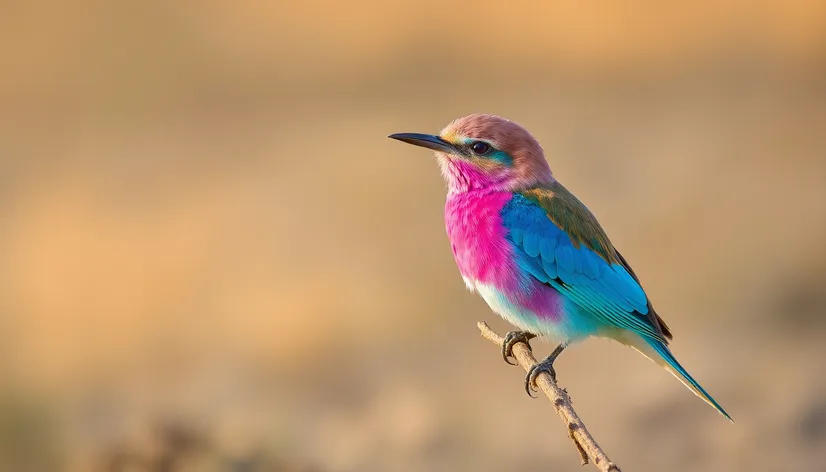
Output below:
[470,141,491,155]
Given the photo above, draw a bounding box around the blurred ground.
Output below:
[1,1,826,471]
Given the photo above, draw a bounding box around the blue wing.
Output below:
[502,191,668,342]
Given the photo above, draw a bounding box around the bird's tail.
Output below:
[628,335,733,423]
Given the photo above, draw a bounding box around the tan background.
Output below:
[1,1,826,471]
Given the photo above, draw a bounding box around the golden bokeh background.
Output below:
[2,1,826,471]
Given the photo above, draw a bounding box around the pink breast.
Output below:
[445,190,565,323]
[445,190,514,285]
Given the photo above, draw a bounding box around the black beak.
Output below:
[388,133,457,154]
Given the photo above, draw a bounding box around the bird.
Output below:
[389,113,732,422]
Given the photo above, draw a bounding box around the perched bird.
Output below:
[389,114,731,421]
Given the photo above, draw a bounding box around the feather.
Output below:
[502,185,669,343]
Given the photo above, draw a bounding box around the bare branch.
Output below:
[478,321,621,472]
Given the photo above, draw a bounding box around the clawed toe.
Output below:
[502,331,536,365]
[523,342,568,398]
[524,361,557,397]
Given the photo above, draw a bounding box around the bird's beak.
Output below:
[388,133,458,154]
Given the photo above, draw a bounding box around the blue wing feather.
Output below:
[509,228,523,246]
[581,250,600,279]
[523,232,541,258]
[502,193,666,342]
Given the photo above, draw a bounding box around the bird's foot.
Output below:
[525,359,556,397]
[502,331,536,365]
[524,342,568,397]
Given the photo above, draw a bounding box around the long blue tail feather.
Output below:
[647,339,734,423]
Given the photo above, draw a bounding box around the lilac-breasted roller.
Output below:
[389,114,731,421]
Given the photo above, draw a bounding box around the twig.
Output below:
[478,321,621,472]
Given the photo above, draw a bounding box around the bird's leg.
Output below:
[525,341,569,397]
[501,330,536,365]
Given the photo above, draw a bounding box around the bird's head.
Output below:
[389,114,553,193]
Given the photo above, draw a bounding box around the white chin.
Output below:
[435,154,453,181]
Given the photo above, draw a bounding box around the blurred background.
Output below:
[1,1,826,471]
